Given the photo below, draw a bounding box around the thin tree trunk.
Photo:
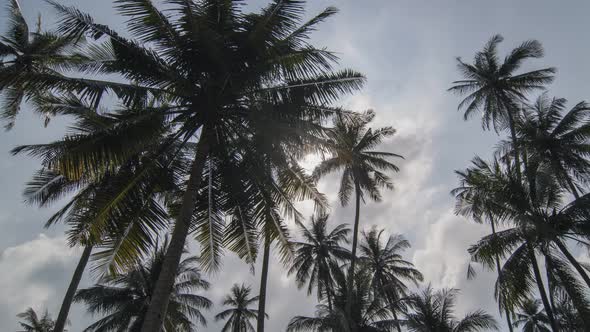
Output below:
[528,244,558,331]
[507,108,522,182]
[555,239,590,288]
[257,232,271,332]
[489,217,514,332]
[346,180,361,332]
[545,255,556,312]
[53,244,92,332]
[141,129,210,332]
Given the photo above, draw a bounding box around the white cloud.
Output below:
[0,234,80,327]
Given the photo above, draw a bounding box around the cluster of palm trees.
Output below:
[3,1,588,332]
[450,35,590,331]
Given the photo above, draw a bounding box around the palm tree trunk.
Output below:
[506,108,522,182]
[141,129,210,332]
[257,232,271,332]
[53,244,92,332]
[346,180,362,331]
[489,217,514,332]
[554,239,590,288]
[528,244,558,331]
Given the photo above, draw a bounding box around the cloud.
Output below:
[0,234,80,328]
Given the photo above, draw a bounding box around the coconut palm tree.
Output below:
[74,238,211,331]
[0,0,82,129]
[449,34,556,181]
[506,93,590,199]
[403,286,498,332]
[512,299,551,332]
[453,156,516,331]
[359,228,423,332]
[10,1,366,329]
[288,214,351,309]
[465,158,590,330]
[287,268,398,332]
[215,284,261,332]
[313,110,402,322]
[14,93,185,332]
[16,308,56,332]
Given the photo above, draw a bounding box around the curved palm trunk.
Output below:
[346,180,361,331]
[53,244,92,332]
[528,244,558,331]
[256,232,271,332]
[141,130,210,332]
[554,239,590,288]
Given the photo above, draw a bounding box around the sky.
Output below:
[1,0,590,331]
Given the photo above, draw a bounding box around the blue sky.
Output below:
[1,0,590,331]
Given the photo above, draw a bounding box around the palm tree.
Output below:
[0,0,82,129]
[403,286,498,332]
[313,110,402,322]
[465,158,590,330]
[508,93,590,199]
[453,156,516,331]
[512,299,551,332]
[287,268,399,332]
[449,34,556,181]
[14,93,184,332]
[215,284,261,332]
[74,238,211,331]
[10,1,366,329]
[359,228,423,332]
[288,214,351,309]
[16,308,56,332]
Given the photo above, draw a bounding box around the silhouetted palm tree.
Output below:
[16,1,365,329]
[74,238,211,331]
[215,284,261,332]
[287,269,398,332]
[313,110,402,322]
[16,308,57,332]
[449,34,555,181]
[289,214,351,308]
[512,299,551,332]
[359,228,423,332]
[507,93,590,199]
[403,286,498,332]
[465,158,590,330]
[0,0,81,129]
[453,156,515,331]
[14,93,186,332]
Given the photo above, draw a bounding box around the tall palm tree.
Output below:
[288,214,351,309]
[16,308,56,332]
[403,286,498,332]
[9,1,366,329]
[449,34,555,181]
[287,268,398,332]
[512,299,551,332]
[74,238,211,331]
[0,0,82,129]
[359,228,423,332]
[14,93,184,332]
[507,93,590,199]
[453,156,516,331]
[313,110,402,322]
[215,284,261,332]
[466,158,590,330]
